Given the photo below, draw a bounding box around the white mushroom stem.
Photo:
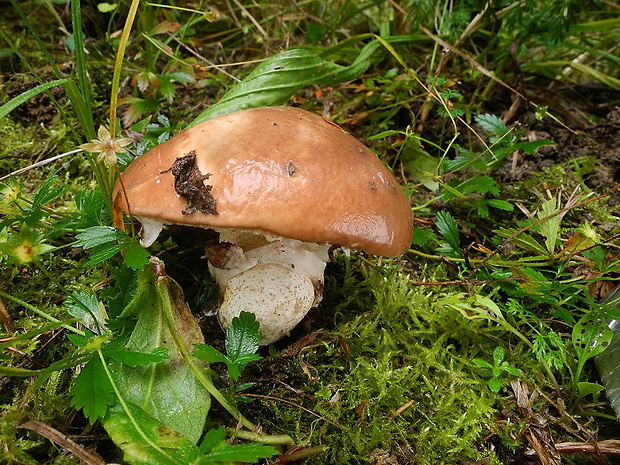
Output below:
[207,231,330,345]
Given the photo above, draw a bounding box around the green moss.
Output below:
[248,258,519,463]
[0,372,77,465]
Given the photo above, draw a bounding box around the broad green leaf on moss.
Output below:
[110,269,209,443]
[103,402,199,465]
[191,40,381,125]
[70,356,115,423]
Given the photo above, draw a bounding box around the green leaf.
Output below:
[495,227,548,255]
[475,113,508,136]
[111,270,210,443]
[487,377,502,393]
[97,2,118,13]
[86,242,126,266]
[473,358,493,368]
[225,312,261,363]
[515,139,556,155]
[31,170,68,209]
[191,41,381,125]
[492,346,505,365]
[65,291,107,333]
[400,135,439,191]
[573,316,613,362]
[576,381,605,401]
[485,199,513,211]
[0,78,70,119]
[70,356,115,423]
[412,226,434,247]
[503,366,521,377]
[435,210,460,255]
[74,226,125,249]
[75,188,108,227]
[201,443,279,462]
[104,345,169,367]
[103,402,200,465]
[197,426,226,455]
[458,176,499,196]
[123,240,150,271]
[193,344,228,364]
[536,198,560,254]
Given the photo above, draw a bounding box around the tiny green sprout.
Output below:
[473,346,521,393]
[534,105,548,121]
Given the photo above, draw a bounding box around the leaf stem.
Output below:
[0,290,83,336]
[155,279,256,431]
[232,429,295,445]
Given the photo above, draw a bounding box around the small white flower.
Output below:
[80,125,131,165]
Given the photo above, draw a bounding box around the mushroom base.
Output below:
[206,231,330,345]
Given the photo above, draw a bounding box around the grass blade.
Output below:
[0,79,69,119]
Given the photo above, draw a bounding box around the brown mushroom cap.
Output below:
[113,106,413,256]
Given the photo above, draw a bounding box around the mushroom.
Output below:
[113,106,413,344]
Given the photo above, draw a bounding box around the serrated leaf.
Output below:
[74,226,124,249]
[32,170,68,209]
[226,312,261,362]
[435,210,460,254]
[458,176,499,195]
[495,227,548,255]
[537,198,560,254]
[412,226,434,247]
[75,188,108,227]
[475,113,508,135]
[123,240,150,270]
[446,150,488,171]
[70,356,115,423]
[86,242,126,266]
